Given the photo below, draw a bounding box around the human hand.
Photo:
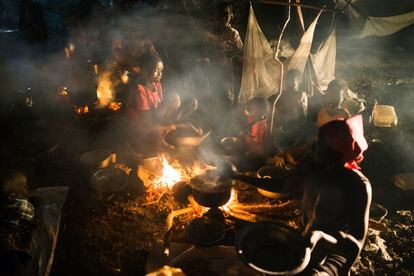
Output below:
[306,230,337,250]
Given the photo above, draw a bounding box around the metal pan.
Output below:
[190,173,233,208]
[235,222,311,275]
[90,167,129,193]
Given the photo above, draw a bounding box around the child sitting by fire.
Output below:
[0,169,35,275]
[241,97,271,158]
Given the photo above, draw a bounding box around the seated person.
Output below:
[236,115,371,275]
[270,69,308,149]
[316,79,351,128]
[126,53,197,152]
[243,97,270,156]
[127,52,169,125]
[0,170,35,275]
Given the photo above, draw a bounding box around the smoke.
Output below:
[1,1,414,174]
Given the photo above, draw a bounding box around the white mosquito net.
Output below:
[238,5,282,103]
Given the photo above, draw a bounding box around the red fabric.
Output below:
[245,119,269,154]
[128,82,163,112]
[127,82,163,121]
[319,115,368,170]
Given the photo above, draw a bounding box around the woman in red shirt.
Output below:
[127,53,166,122]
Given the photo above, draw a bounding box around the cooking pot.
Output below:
[220,136,244,154]
[256,166,291,199]
[190,172,233,208]
[138,155,162,174]
[235,222,311,275]
[80,149,114,171]
[164,125,210,148]
[90,167,129,193]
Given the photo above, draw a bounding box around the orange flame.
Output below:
[64,43,75,59]
[155,156,183,190]
[58,87,69,97]
[96,71,114,107]
[74,105,89,115]
[221,188,237,212]
[120,71,129,84]
[108,102,122,111]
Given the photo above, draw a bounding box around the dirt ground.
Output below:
[49,49,414,275]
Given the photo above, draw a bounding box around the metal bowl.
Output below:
[91,168,129,193]
[164,126,209,147]
[256,166,291,199]
[80,150,113,171]
[220,136,244,154]
[235,222,310,275]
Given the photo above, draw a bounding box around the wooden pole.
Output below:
[260,0,343,13]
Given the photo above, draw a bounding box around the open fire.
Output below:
[155,156,183,190]
[96,71,114,108]
[74,105,89,115]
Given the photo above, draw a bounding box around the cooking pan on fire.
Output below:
[164,125,211,147]
[235,222,311,275]
[189,172,233,208]
[256,166,291,199]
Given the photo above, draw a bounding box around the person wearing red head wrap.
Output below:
[234,115,372,275]
[296,115,372,275]
[318,115,368,171]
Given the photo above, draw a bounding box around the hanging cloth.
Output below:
[287,11,322,74]
[313,28,336,90]
[360,11,414,37]
[239,5,282,103]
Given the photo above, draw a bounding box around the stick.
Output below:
[275,0,292,59]
[260,0,343,13]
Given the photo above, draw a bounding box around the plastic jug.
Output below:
[372,105,398,127]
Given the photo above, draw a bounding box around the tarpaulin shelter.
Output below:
[335,0,414,37]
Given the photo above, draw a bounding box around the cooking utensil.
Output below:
[165,125,210,147]
[90,167,129,193]
[80,149,114,171]
[190,173,233,208]
[370,203,388,223]
[220,136,244,154]
[187,217,226,245]
[256,166,291,199]
[235,222,311,275]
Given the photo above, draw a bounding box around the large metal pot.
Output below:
[190,173,233,208]
[164,125,210,148]
[90,167,129,193]
[256,166,291,199]
[235,222,311,275]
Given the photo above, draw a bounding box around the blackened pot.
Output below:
[190,174,233,208]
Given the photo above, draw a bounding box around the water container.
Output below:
[372,105,398,127]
